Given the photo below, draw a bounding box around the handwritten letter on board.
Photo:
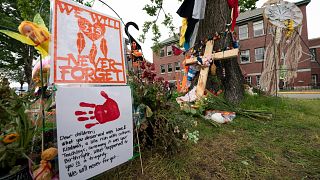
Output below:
[56,86,133,179]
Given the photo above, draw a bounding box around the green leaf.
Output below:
[146,105,153,117]
[0,30,36,46]
[33,13,48,31]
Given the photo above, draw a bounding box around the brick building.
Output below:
[236,0,315,89]
[153,35,184,83]
[309,37,320,87]
[153,0,320,89]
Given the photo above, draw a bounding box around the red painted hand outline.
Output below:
[75,91,120,129]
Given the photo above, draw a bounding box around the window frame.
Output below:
[310,48,316,62]
[175,61,181,72]
[240,50,251,64]
[160,64,165,74]
[256,75,261,86]
[245,76,252,85]
[167,63,173,73]
[160,49,165,57]
[166,46,173,56]
[253,20,265,37]
[255,47,265,62]
[311,74,318,85]
[239,24,248,40]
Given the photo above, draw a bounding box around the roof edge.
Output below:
[309,37,320,41]
[159,35,179,46]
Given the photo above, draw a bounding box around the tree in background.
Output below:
[239,0,258,12]
[0,0,49,89]
[0,0,91,89]
[142,0,257,103]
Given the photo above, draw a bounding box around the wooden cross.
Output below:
[185,42,239,98]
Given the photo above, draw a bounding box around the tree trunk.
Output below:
[23,46,34,91]
[196,0,244,104]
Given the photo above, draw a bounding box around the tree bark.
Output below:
[23,45,34,91]
[196,0,244,104]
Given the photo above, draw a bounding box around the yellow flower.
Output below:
[3,133,19,144]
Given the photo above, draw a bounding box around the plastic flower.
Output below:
[174,126,180,133]
[182,133,188,140]
[3,133,19,144]
[193,121,198,127]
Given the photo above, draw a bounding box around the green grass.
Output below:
[97,96,320,179]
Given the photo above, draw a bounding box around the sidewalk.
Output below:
[278,91,320,94]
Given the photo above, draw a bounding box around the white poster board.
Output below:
[56,86,133,179]
[51,0,126,84]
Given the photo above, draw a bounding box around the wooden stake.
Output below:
[196,40,214,98]
[135,126,144,175]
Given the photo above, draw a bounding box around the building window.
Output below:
[167,46,173,56]
[255,47,264,61]
[311,74,317,85]
[175,62,181,71]
[167,63,173,73]
[253,20,264,37]
[239,24,248,40]
[160,49,165,57]
[160,64,165,74]
[256,75,261,86]
[240,50,250,63]
[310,48,316,62]
[245,76,252,84]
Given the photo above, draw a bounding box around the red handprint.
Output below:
[75,91,120,129]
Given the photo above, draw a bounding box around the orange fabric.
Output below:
[180,59,189,92]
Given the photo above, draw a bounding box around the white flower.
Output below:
[174,126,180,133]
[182,133,188,140]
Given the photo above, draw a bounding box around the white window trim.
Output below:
[160,64,165,74]
[166,46,173,57]
[239,24,248,40]
[160,49,165,58]
[253,20,265,37]
[175,62,181,72]
[297,68,311,72]
[240,50,251,64]
[245,76,252,84]
[311,74,317,84]
[256,75,261,86]
[310,48,316,62]
[255,47,264,62]
[167,63,173,73]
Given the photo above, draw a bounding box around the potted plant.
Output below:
[0,78,34,179]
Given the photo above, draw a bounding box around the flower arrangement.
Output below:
[129,62,199,153]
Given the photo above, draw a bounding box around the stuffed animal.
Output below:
[33,148,58,180]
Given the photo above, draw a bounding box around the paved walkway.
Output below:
[278,91,320,99]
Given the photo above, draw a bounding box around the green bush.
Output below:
[0,77,34,175]
[129,62,198,154]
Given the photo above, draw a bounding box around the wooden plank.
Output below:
[196,40,214,98]
[185,57,198,65]
[185,48,239,65]
[213,48,239,60]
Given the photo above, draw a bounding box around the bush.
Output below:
[0,77,34,175]
[129,62,198,154]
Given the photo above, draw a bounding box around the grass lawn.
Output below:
[98,96,320,179]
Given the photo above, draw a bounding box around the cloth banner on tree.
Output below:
[50,0,126,84]
[177,0,206,50]
[56,86,133,179]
